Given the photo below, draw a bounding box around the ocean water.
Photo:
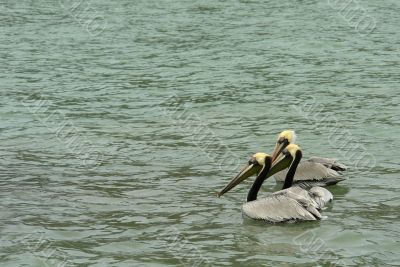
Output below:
[1,0,399,266]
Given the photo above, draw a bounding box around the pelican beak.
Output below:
[269,152,292,176]
[271,138,289,162]
[218,160,261,197]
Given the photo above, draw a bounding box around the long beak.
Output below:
[218,163,261,197]
[271,141,288,162]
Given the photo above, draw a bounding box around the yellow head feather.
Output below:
[278,130,297,144]
[285,144,301,158]
[252,152,270,166]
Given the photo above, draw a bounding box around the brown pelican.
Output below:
[271,130,347,187]
[218,144,333,223]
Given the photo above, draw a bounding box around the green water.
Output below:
[1,0,400,266]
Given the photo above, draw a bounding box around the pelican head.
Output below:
[271,130,297,162]
[271,143,301,171]
[217,153,268,197]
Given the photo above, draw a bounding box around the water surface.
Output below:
[1,0,400,266]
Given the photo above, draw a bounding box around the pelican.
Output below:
[218,144,333,223]
[270,130,347,187]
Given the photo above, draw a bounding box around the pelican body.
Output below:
[242,186,332,222]
[218,145,333,223]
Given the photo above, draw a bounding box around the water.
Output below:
[1,0,400,266]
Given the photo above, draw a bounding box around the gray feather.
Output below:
[308,157,347,171]
[241,186,332,223]
[308,187,333,209]
[293,177,346,189]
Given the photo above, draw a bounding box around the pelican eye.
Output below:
[248,159,258,165]
[278,137,289,145]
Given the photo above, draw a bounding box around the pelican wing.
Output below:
[273,160,344,184]
[242,189,321,222]
[293,178,346,189]
[308,186,333,209]
[308,157,347,171]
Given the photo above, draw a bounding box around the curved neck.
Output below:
[282,150,302,190]
[247,157,272,202]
